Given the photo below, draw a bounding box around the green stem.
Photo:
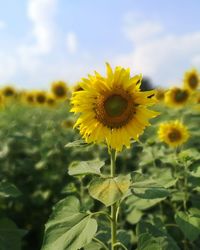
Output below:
[93,237,109,250]
[110,149,117,250]
[183,163,188,211]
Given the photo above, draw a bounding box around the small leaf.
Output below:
[126,208,143,225]
[0,181,21,198]
[0,217,26,250]
[42,196,98,250]
[88,175,131,206]
[175,211,200,241]
[68,160,104,176]
[65,139,89,148]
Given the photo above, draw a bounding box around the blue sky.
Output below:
[0,0,200,89]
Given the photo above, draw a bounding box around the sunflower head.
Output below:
[183,69,199,91]
[155,88,166,102]
[61,119,74,129]
[0,92,5,107]
[2,86,17,98]
[46,93,57,107]
[158,120,189,147]
[71,63,159,151]
[165,87,190,108]
[23,91,35,105]
[35,91,47,105]
[51,81,68,100]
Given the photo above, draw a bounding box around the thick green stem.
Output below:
[110,149,117,250]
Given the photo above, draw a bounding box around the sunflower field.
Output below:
[0,65,200,250]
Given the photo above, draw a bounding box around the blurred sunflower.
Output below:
[155,88,166,102]
[46,94,56,107]
[1,86,17,98]
[0,92,5,108]
[158,120,189,147]
[35,91,47,105]
[24,91,35,105]
[51,81,68,100]
[183,69,199,91]
[165,87,190,108]
[71,63,159,151]
[61,119,74,129]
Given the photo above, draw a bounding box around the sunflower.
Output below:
[35,91,47,105]
[155,88,166,102]
[51,81,68,100]
[164,87,190,108]
[46,93,57,107]
[61,119,74,129]
[158,120,189,147]
[0,92,5,108]
[71,63,159,151]
[183,69,199,91]
[1,86,17,98]
[23,91,35,105]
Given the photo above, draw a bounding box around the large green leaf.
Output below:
[126,195,165,211]
[131,173,169,199]
[175,211,200,241]
[88,175,131,206]
[42,196,98,250]
[68,159,104,176]
[0,217,26,250]
[0,181,21,198]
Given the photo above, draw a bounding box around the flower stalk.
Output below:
[110,149,117,250]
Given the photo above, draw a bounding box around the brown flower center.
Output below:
[36,94,46,104]
[95,88,136,128]
[53,85,66,97]
[3,88,15,97]
[188,74,198,89]
[174,89,189,103]
[168,129,182,142]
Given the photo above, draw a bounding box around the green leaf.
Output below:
[131,173,169,199]
[88,175,131,206]
[65,139,89,148]
[126,208,143,225]
[117,230,132,250]
[175,211,200,241]
[84,241,102,250]
[0,181,21,198]
[42,196,98,250]
[68,159,104,176]
[126,195,165,211]
[137,221,180,250]
[0,217,26,250]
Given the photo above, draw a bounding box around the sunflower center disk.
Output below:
[95,91,135,129]
[189,75,198,88]
[175,90,188,102]
[168,129,181,142]
[105,95,128,117]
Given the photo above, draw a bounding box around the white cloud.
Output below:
[26,0,57,54]
[66,32,78,54]
[114,14,200,87]
[0,21,6,30]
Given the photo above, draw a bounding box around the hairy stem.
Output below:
[110,149,117,250]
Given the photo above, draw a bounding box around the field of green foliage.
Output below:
[0,74,200,250]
